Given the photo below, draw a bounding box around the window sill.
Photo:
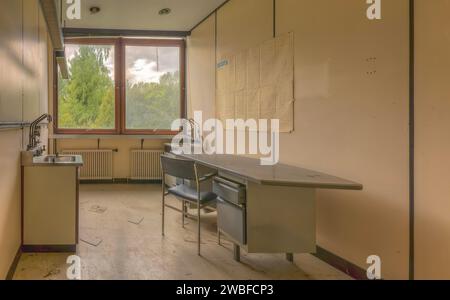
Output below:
[50,134,175,140]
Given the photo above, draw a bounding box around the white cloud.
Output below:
[128,58,165,85]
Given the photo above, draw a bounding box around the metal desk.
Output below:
[177,153,363,262]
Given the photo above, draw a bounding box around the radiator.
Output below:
[130,149,164,180]
[61,150,113,180]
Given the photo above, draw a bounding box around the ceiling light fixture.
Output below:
[90,6,101,14]
[158,8,171,15]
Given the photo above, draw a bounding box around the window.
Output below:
[56,39,119,133]
[123,39,184,134]
[55,38,185,135]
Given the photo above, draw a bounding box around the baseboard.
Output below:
[21,245,76,253]
[80,179,162,184]
[6,247,22,280]
[80,179,115,184]
[128,179,162,184]
[313,246,368,280]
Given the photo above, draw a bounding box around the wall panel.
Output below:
[0,0,23,122]
[22,0,41,122]
[415,0,450,279]
[0,0,49,279]
[187,14,216,120]
[216,0,273,61]
[276,0,410,280]
[187,0,411,279]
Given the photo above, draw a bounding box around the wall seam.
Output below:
[21,0,25,149]
[273,0,276,37]
[190,0,231,33]
[409,0,415,281]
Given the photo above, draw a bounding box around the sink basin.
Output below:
[21,151,84,167]
[43,156,77,163]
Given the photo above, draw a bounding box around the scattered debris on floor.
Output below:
[183,238,206,245]
[43,268,61,278]
[89,205,107,214]
[12,185,351,280]
[128,216,144,225]
[81,236,103,247]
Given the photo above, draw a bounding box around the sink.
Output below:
[43,155,77,163]
[22,151,84,167]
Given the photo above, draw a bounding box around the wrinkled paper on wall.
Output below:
[216,32,294,132]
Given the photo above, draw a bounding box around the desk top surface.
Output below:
[177,154,363,190]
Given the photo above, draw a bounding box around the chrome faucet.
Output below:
[27,114,53,151]
[187,118,201,144]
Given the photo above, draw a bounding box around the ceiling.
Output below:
[61,0,228,32]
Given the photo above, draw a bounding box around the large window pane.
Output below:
[125,45,181,130]
[58,44,115,130]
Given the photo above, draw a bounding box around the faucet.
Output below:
[187,118,201,144]
[27,114,53,151]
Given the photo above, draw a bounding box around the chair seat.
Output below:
[168,184,217,203]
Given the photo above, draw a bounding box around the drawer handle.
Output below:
[217,183,240,194]
[217,197,245,209]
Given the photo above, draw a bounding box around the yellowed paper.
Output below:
[260,39,276,87]
[235,51,247,92]
[260,85,277,120]
[246,89,260,121]
[223,92,235,121]
[276,78,295,132]
[275,32,294,81]
[276,78,294,109]
[227,56,236,92]
[277,101,294,133]
[216,91,227,123]
[216,55,235,93]
[215,32,295,133]
[235,90,247,120]
[247,46,260,90]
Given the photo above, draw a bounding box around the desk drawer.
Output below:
[217,198,246,245]
[213,177,246,205]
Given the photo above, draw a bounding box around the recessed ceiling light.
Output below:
[159,8,171,15]
[90,6,101,14]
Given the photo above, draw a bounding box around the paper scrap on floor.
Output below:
[89,205,107,214]
[81,236,103,247]
[128,216,144,225]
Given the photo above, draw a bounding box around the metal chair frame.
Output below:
[161,155,217,256]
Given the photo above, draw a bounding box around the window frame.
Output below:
[53,37,186,135]
[120,38,186,135]
[54,38,121,135]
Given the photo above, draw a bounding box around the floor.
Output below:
[13,184,351,280]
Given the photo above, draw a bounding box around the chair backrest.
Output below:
[160,154,197,181]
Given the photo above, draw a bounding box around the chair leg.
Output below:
[218,229,221,245]
[197,205,201,256]
[182,200,185,228]
[162,194,165,237]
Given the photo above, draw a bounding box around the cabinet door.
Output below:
[24,167,77,245]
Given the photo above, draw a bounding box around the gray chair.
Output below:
[160,154,217,256]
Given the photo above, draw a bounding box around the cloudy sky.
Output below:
[125,46,179,84]
[65,44,179,84]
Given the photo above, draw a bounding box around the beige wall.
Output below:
[277,0,410,280]
[216,0,273,61]
[0,0,49,279]
[415,0,450,279]
[187,14,216,120]
[188,0,411,279]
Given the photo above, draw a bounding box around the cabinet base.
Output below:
[22,245,77,253]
